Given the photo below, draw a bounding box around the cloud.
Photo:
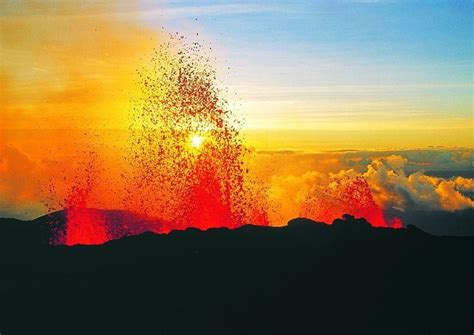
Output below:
[251,149,473,226]
[0,141,472,224]
[0,145,44,219]
[0,1,161,218]
[0,145,36,201]
[363,155,473,211]
[143,3,291,19]
[265,167,389,227]
[267,170,325,225]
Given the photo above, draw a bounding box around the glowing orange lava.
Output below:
[121,35,266,232]
[301,176,401,228]
[49,34,400,246]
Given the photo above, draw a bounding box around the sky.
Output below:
[142,0,473,149]
[0,1,473,223]
[1,0,472,149]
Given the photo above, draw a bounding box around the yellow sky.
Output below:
[1,1,159,131]
[1,1,472,152]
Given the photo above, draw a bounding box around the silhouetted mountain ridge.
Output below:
[0,208,413,247]
[0,210,472,334]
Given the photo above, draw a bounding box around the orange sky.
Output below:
[2,1,472,151]
[1,1,159,131]
[0,1,472,221]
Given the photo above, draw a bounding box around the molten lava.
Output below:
[48,34,400,246]
[301,176,402,228]
[122,35,266,232]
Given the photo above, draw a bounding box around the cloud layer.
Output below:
[363,154,473,211]
[253,148,473,225]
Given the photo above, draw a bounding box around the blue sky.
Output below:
[2,0,471,138]
[143,0,472,145]
[139,1,472,133]
[146,1,472,70]
[0,0,472,220]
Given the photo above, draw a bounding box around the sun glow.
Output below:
[190,135,204,149]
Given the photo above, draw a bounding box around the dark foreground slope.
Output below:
[0,215,472,335]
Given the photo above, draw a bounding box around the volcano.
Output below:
[0,208,165,246]
[0,212,472,334]
[1,208,401,246]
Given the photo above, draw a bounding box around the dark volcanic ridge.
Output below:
[2,207,473,249]
[0,208,164,246]
[1,208,410,247]
[0,210,473,334]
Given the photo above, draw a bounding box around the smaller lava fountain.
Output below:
[301,176,402,228]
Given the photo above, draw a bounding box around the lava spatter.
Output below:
[301,176,401,228]
[123,34,268,231]
[46,33,401,246]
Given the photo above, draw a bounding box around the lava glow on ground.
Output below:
[44,35,401,246]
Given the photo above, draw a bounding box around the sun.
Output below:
[190,135,204,149]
